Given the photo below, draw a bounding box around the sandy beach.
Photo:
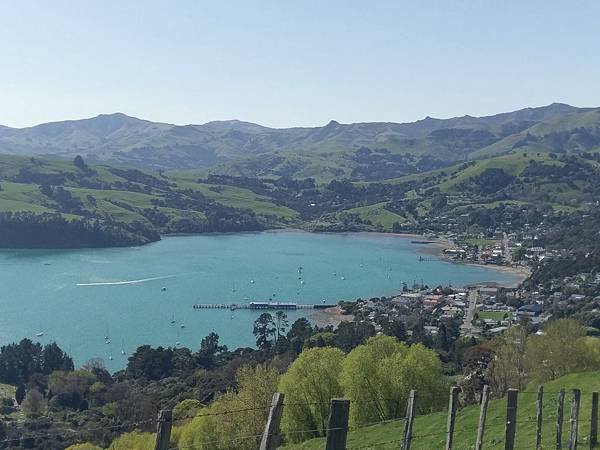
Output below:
[310,306,354,328]
[394,232,531,288]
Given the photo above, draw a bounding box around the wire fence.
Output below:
[2,385,599,450]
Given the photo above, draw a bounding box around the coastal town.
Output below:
[322,210,600,342]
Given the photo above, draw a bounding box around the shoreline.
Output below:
[309,231,531,326]
[401,233,531,288]
[309,306,354,328]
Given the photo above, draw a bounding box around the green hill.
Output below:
[284,371,600,449]
[2,104,598,181]
[1,148,597,246]
[0,154,299,247]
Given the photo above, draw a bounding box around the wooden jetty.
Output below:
[193,301,336,311]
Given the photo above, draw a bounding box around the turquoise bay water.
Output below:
[0,231,519,370]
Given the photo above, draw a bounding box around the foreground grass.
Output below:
[283,371,600,450]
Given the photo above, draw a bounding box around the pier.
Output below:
[193,301,336,311]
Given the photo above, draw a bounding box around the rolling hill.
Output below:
[1,147,598,248]
[2,103,599,180]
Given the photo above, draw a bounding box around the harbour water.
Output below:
[0,231,520,370]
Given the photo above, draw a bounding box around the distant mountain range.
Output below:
[1,103,599,180]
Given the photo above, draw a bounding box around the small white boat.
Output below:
[175,341,181,346]
[36,332,44,337]
[341,276,346,280]
[250,279,255,284]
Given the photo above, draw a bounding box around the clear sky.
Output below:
[1,0,599,128]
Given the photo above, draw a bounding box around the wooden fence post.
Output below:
[260,392,285,450]
[569,389,581,450]
[154,410,172,450]
[590,391,598,449]
[504,389,518,450]
[445,386,460,450]
[536,386,544,450]
[325,399,350,450]
[402,390,417,450]
[557,388,565,450]
[475,385,490,450]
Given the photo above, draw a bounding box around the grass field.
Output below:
[283,371,600,450]
[170,175,299,220]
[477,310,509,321]
[344,202,406,230]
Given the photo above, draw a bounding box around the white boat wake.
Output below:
[76,274,180,287]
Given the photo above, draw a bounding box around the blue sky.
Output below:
[1,1,599,128]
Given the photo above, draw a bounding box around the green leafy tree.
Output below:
[41,342,74,374]
[108,430,155,450]
[335,321,375,352]
[125,345,174,380]
[176,364,279,450]
[196,332,227,369]
[341,336,446,426]
[275,311,289,342]
[209,364,279,450]
[253,313,276,350]
[177,413,216,450]
[47,370,96,410]
[382,320,406,341]
[22,388,46,417]
[306,331,336,348]
[487,325,528,393]
[340,335,405,425]
[66,444,103,450]
[279,347,345,442]
[15,383,25,404]
[173,398,202,421]
[525,319,600,382]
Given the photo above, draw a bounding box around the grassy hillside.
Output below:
[1,104,597,179]
[343,202,407,229]
[1,148,597,245]
[375,151,597,222]
[437,152,561,192]
[0,155,297,224]
[475,108,600,159]
[284,371,600,449]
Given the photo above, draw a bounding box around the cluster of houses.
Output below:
[348,283,550,340]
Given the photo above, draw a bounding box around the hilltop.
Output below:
[1,104,600,180]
